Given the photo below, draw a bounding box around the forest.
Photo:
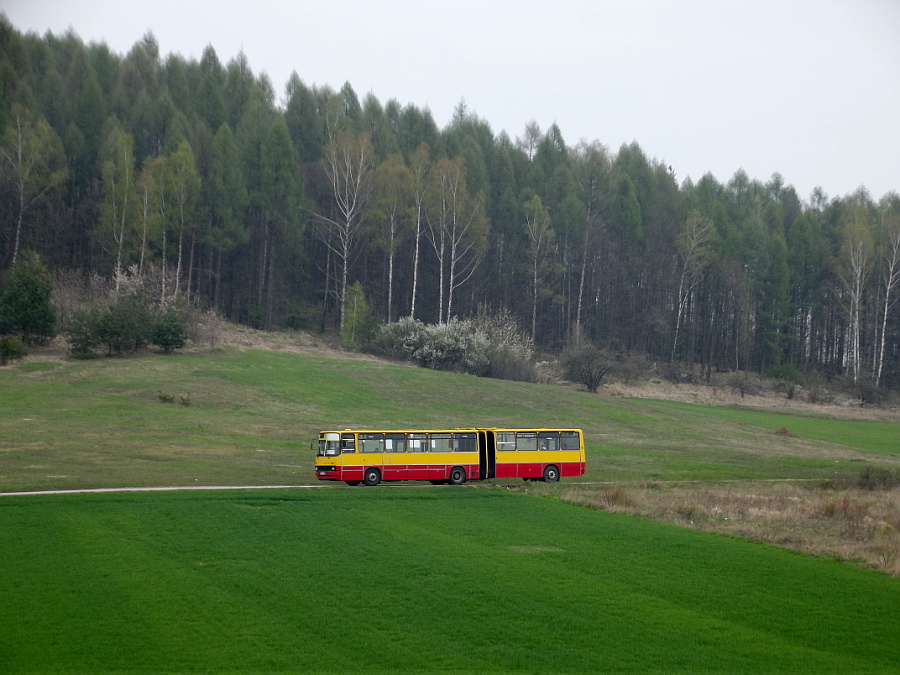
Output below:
[1,16,899,391]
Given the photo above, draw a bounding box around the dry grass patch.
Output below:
[562,477,900,576]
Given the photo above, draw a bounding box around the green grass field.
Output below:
[2,347,899,491]
[2,346,900,671]
[2,488,899,672]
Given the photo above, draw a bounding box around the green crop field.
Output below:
[2,345,900,671]
[2,488,899,672]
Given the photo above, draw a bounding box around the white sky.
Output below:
[3,0,899,202]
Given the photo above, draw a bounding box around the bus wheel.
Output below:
[448,467,466,485]
[363,468,381,486]
[345,481,361,486]
[542,465,560,483]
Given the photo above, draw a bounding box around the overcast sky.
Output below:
[4,0,899,201]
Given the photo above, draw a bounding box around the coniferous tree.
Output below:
[0,249,56,342]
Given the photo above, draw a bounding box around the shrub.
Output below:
[0,335,25,365]
[728,371,760,398]
[0,250,56,343]
[96,293,154,354]
[768,364,803,400]
[152,308,188,353]
[560,329,611,393]
[65,308,102,358]
[370,309,537,382]
[473,308,537,383]
[370,316,428,361]
[341,282,377,350]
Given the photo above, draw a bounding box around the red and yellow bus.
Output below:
[314,428,585,486]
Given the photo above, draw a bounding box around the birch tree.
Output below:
[837,193,874,384]
[875,193,900,386]
[672,209,713,362]
[372,153,412,323]
[166,141,200,301]
[99,127,136,293]
[523,194,555,341]
[0,105,68,267]
[425,157,488,323]
[408,142,431,320]
[317,130,374,330]
[572,141,610,328]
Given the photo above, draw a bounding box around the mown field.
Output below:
[2,342,900,671]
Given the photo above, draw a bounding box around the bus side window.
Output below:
[408,433,427,452]
[538,431,559,452]
[560,431,579,451]
[454,432,476,452]
[430,433,452,453]
[497,432,515,451]
[516,432,538,452]
[386,433,406,453]
[359,433,385,453]
[341,434,356,453]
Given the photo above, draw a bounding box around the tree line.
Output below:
[1,17,899,390]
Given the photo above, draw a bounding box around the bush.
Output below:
[95,293,154,354]
[152,308,188,353]
[768,364,803,400]
[0,250,56,343]
[728,371,760,398]
[560,339,612,393]
[65,308,102,358]
[0,335,25,365]
[341,282,377,350]
[63,285,190,357]
[473,308,537,383]
[369,312,536,380]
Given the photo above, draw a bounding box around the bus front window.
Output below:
[319,434,342,456]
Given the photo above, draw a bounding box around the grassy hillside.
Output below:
[2,488,899,672]
[2,344,898,492]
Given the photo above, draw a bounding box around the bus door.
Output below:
[478,431,488,479]
[478,430,497,479]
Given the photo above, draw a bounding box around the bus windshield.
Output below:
[318,439,340,457]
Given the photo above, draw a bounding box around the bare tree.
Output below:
[316,130,375,330]
[875,194,900,386]
[837,192,874,384]
[371,154,412,323]
[517,119,542,162]
[672,210,713,362]
[408,143,431,320]
[560,325,612,393]
[425,157,488,323]
[523,194,555,341]
[571,142,609,330]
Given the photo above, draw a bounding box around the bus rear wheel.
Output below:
[363,468,381,486]
[542,465,560,483]
[448,467,466,485]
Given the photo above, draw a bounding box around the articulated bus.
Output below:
[315,428,585,486]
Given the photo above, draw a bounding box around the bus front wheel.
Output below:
[448,467,467,485]
[542,465,560,483]
[363,468,381,486]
